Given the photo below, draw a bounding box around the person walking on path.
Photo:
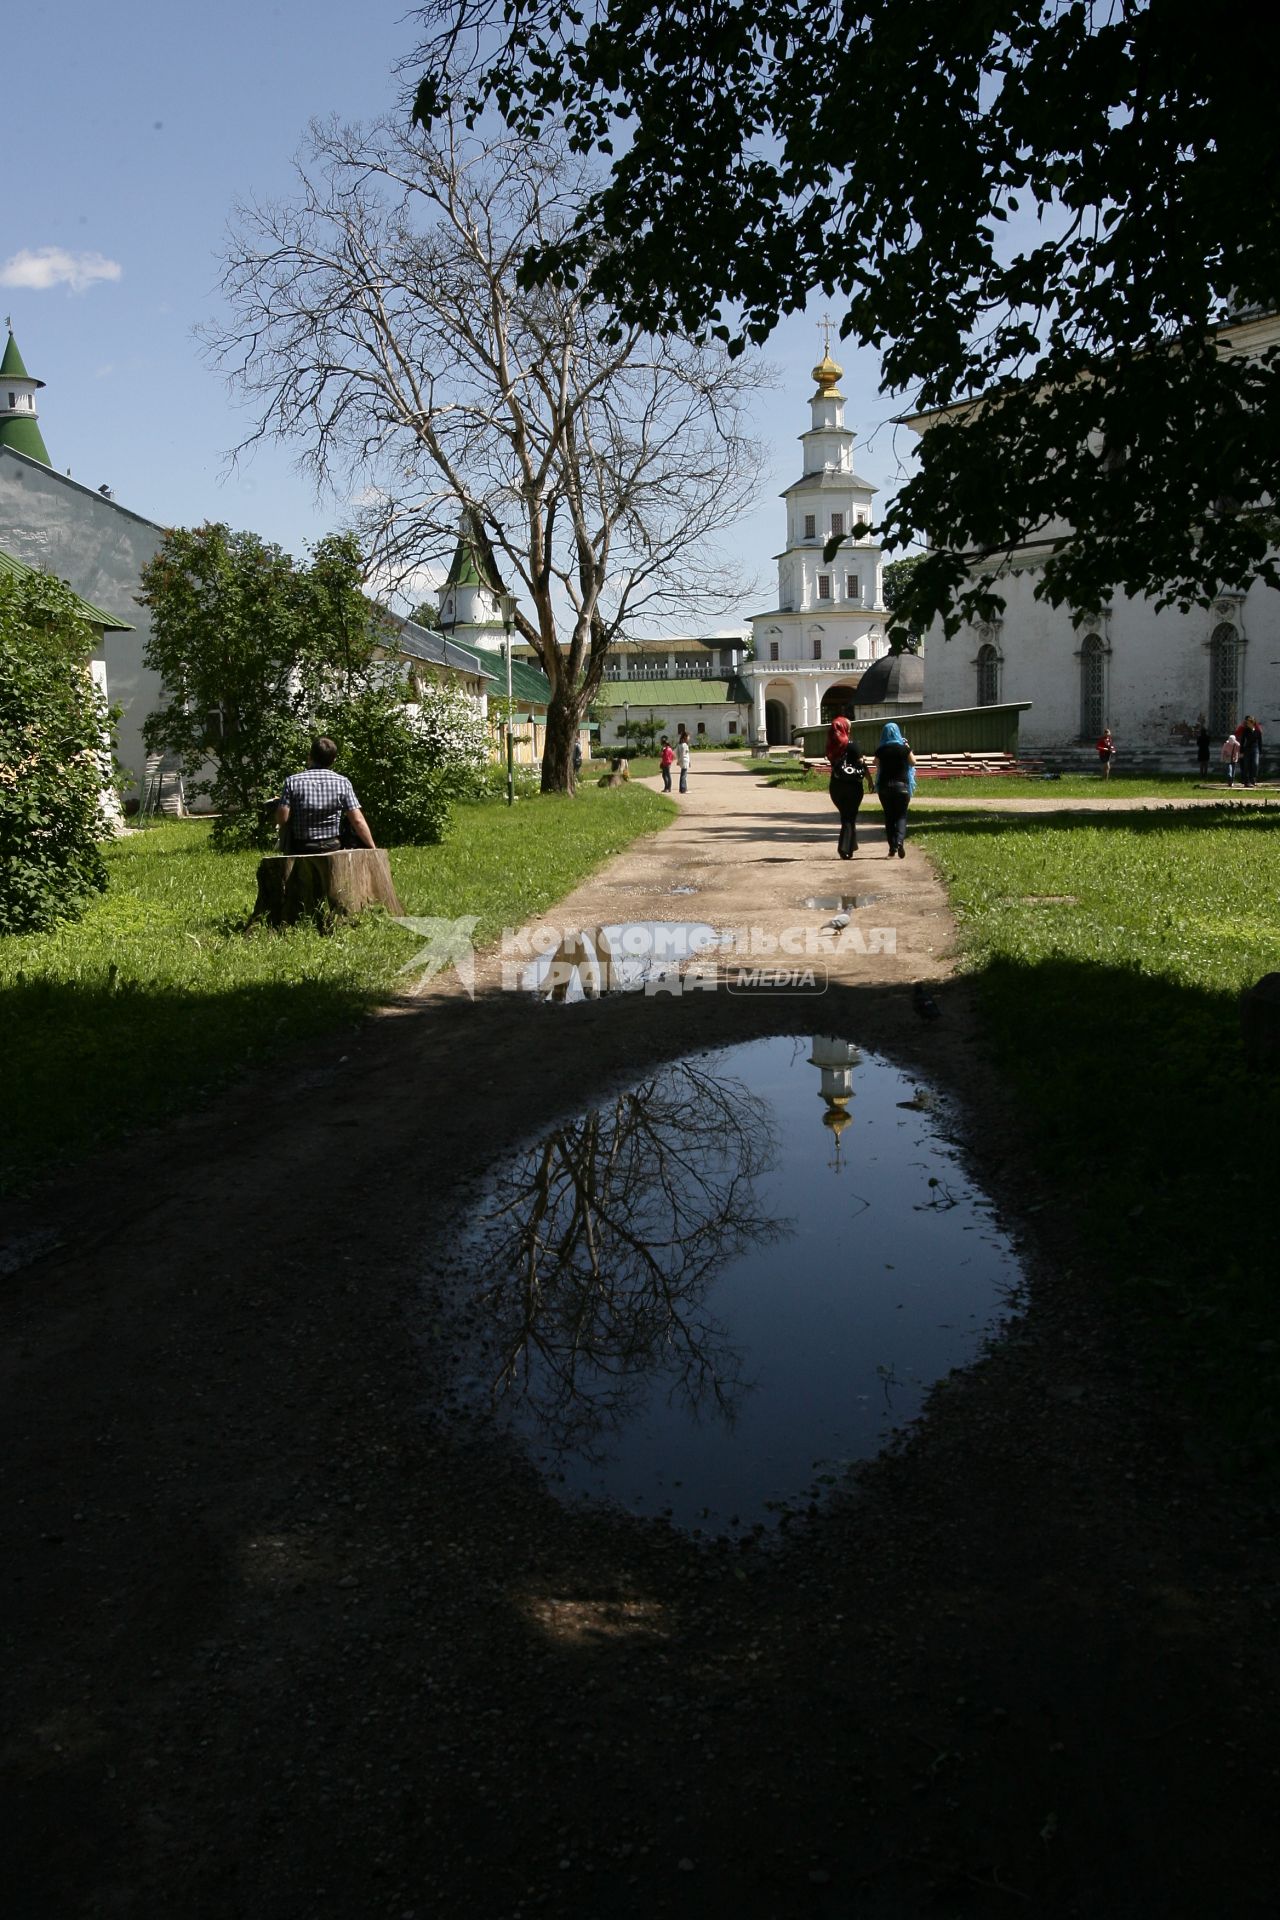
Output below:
[1236,715,1264,788]
[659,736,675,792]
[1096,728,1116,778]
[1195,721,1211,779]
[276,736,376,852]
[676,725,691,794]
[873,721,916,859]
[1222,731,1242,785]
[825,714,869,859]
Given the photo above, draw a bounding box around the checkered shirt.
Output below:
[280,769,360,844]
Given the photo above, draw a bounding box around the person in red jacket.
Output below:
[659,737,675,792]
[1096,728,1116,778]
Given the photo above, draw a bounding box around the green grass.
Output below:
[915,800,1280,1467]
[749,758,1240,800]
[0,784,674,1192]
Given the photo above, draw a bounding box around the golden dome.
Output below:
[821,1103,852,1136]
[812,350,844,395]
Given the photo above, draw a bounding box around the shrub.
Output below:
[324,681,492,844]
[0,569,111,933]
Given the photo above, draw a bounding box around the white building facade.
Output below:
[912,311,1280,771]
[747,350,890,744]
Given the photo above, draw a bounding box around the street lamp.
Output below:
[623,699,630,757]
[499,593,517,807]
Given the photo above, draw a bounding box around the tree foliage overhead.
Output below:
[206,117,765,791]
[0,567,111,933]
[411,0,1280,636]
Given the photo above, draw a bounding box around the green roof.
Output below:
[438,629,553,706]
[589,676,749,708]
[0,331,42,385]
[0,547,133,630]
[445,508,504,593]
[0,412,51,464]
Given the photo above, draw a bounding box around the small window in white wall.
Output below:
[976,643,1000,707]
[6,393,14,409]
[696,721,706,735]
[813,637,822,660]
[846,573,859,599]
[818,574,832,600]
[803,514,816,539]
[1080,634,1105,738]
[830,512,845,537]
[769,641,779,661]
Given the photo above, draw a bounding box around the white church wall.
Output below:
[0,450,165,794]
[923,564,1280,767]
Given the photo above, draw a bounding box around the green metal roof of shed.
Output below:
[0,547,133,630]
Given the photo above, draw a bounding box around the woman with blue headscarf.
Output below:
[873,722,916,858]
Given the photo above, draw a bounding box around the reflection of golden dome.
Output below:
[812,351,844,396]
[822,1104,852,1136]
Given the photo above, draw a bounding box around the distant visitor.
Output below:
[873,723,916,859]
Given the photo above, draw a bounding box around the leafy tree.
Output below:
[408,601,441,631]
[411,0,1280,635]
[205,116,764,793]
[141,524,379,849]
[0,568,111,933]
[881,556,927,653]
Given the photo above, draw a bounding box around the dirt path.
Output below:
[3,763,1277,1919]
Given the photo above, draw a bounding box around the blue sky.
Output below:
[7,1,918,625]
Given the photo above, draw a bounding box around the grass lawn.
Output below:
[1,784,674,1193]
[749,757,1239,801]
[915,800,1280,1466]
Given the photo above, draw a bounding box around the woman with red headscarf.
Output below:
[825,714,869,859]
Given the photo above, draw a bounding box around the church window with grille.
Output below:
[830,512,845,537]
[1208,623,1240,737]
[846,573,859,600]
[976,643,1000,707]
[813,636,822,659]
[804,513,816,539]
[769,640,779,661]
[1079,634,1105,737]
[818,574,831,600]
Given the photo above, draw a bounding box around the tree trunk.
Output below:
[252,849,404,927]
[541,684,584,795]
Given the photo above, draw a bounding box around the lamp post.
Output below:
[623,700,629,758]
[499,593,517,807]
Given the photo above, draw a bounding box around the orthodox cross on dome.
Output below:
[811,316,844,397]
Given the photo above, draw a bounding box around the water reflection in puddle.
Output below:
[441,1037,1021,1534]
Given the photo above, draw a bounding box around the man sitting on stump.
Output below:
[276,736,376,853]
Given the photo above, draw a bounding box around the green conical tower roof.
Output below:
[0,327,52,465]
[445,507,503,593]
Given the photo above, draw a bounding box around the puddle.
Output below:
[520,920,729,1000]
[801,894,881,912]
[668,884,700,896]
[436,1037,1021,1535]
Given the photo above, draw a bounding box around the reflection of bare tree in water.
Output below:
[468,1063,790,1458]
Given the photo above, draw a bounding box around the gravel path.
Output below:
[3,761,1277,1919]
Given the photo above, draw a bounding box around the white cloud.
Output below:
[0,247,123,294]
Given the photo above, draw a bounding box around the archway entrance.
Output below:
[764,699,791,745]
[821,683,858,722]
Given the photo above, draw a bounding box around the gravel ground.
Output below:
[3,762,1278,1918]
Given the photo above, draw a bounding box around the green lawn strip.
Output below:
[749,758,1236,800]
[916,801,1280,1466]
[1,786,675,1192]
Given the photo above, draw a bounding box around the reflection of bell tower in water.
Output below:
[809,1036,861,1170]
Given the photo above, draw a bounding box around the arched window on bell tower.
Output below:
[1079,633,1105,738]
[1208,623,1240,738]
[976,643,1000,707]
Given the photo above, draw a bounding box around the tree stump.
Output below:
[252,849,404,928]
[1240,972,1280,1071]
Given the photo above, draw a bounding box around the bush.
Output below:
[324,681,492,844]
[0,569,112,933]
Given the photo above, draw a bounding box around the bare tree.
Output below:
[447,1063,790,1459]
[206,116,767,792]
